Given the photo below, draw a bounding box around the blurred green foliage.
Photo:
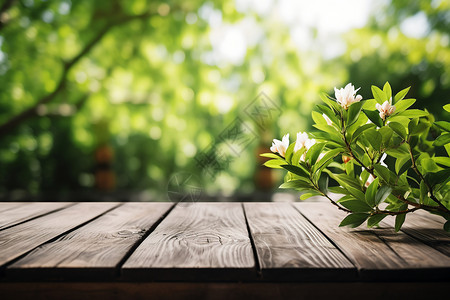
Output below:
[0,0,448,199]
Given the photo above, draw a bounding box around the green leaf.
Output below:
[285,142,296,164]
[444,104,450,112]
[444,221,450,232]
[421,158,439,172]
[374,185,392,206]
[263,159,286,169]
[371,85,386,104]
[351,123,376,142]
[300,191,322,200]
[339,199,372,212]
[408,120,429,136]
[339,213,369,228]
[398,159,412,176]
[393,98,415,113]
[396,109,429,118]
[363,109,383,127]
[393,86,410,104]
[317,104,340,125]
[310,131,345,147]
[364,129,382,151]
[280,180,312,189]
[433,157,450,167]
[305,143,326,165]
[361,169,370,184]
[313,148,342,174]
[373,164,396,185]
[346,101,364,127]
[434,133,450,147]
[362,99,377,110]
[367,214,387,228]
[395,212,406,232]
[260,153,282,159]
[379,126,394,148]
[329,173,365,200]
[365,177,379,207]
[312,111,327,126]
[318,174,329,193]
[425,169,450,188]
[291,147,307,166]
[281,164,309,178]
[434,121,450,132]
[320,93,342,112]
[419,180,427,204]
[345,160,355,177]
[383,82,392,101]
[388,115,411,125]
[328,186,349,195]
[407,118,419,136]
[388,122,407,139]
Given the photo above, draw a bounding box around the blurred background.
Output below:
[0,0,449,202]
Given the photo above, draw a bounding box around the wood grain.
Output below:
[122,202,255,281]
[6,203,173,280]
[0,203,25,213]
[244,202,356,281]
[414,209,448,223]
[0,202,119,268]
[294,202,450,280]
[382,211,450,256]
[0,202,72,231]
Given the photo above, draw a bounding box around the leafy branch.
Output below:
[263,82,450,231]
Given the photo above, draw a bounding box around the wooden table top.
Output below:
[0,201,449,285]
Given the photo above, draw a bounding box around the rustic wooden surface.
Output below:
[6,203,173,280]
[122,203,255,281]
[0,201,449,299]
[244,202,355,281]
[0,202,119,267]
[294,202,450,280]
[0,202,72,230]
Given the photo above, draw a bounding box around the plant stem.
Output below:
[342,127,374,176]
[310,180,352,213]
[374,207,419,216]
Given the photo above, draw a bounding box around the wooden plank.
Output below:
[0,202,119,269]
[6,203,173,281]
[382,211,450,256]
[122,202,255,281]
[0,203,25,213]
[0,202,73,230]
[244,202,356,281]
[294,202,450,280]
[414,209,447,223]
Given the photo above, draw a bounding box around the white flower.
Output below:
[376,99,396,120]
[270,134,289,157]
[334,83,363,110]
[294,132,323,162]
[322,113,333,126]
[294,132,309,153]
